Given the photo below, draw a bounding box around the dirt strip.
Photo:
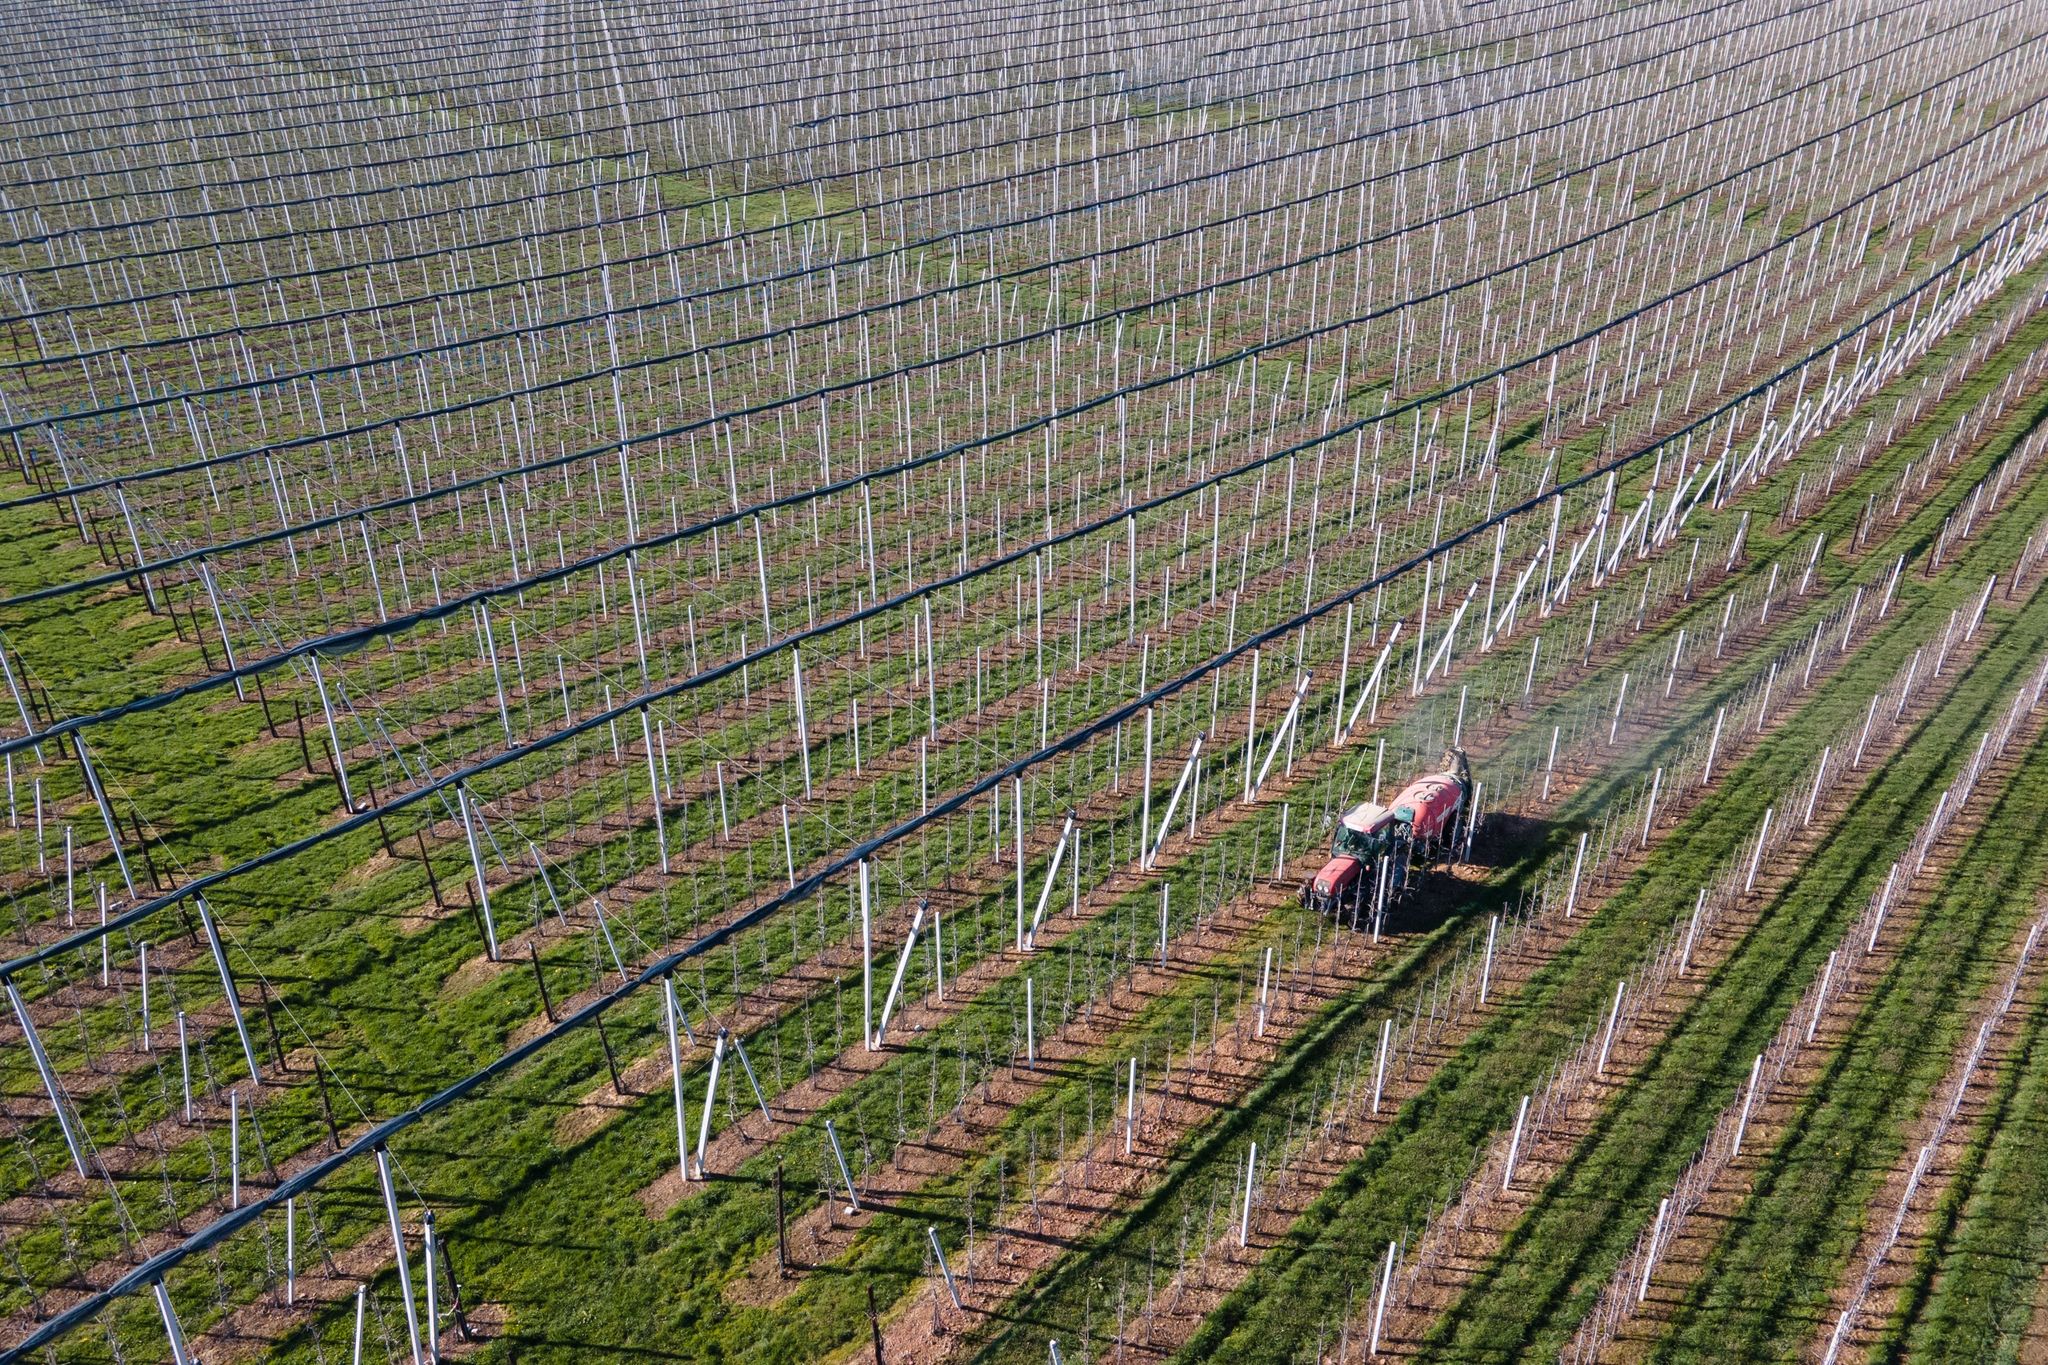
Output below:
[1814,887,2048,1365]
[868,590,1879,1365]
[1585,685,2047,1361]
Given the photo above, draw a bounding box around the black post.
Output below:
[530,943,556,1022]
[291,699,315,772]
[417,830,447,909]
[868,1284,885,1365]
[365,774,395,855]
[315,1059,340,1150]
[595,1014,625,1093]
[257,980,289,1072]
[251,671,279,736]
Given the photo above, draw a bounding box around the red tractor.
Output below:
[1302,749,1475,921]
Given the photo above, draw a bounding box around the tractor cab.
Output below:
[1303,800,1408,915]
[1333,802,1399,861]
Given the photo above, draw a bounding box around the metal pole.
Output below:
[5,979,87,1179]
[929,1225,963,1308]
[152,1277,195,1365]
[196,895,263,1086]
[1147,733,1206,868]
[1239,1141,1259,1246]
[825,1118,861,1213]
[696,1032,727,1177]
[664,976,690,1180]
[375,1145,426,1365]
[457,787,500,959]
[860,860,874,1050]
[875,905,928,1045]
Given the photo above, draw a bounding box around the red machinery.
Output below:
[1302,749,1474,919]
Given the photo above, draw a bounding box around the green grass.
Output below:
[1427,601,2048,1363]
[1880,933,2048,1364]
[960,308,2048,1364]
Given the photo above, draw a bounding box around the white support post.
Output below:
[782,806,796,887]
[1745,807,1775,893]
[875,905,928,1045]
[1141,707,1154,860]
[306,652,356,810]
[1502,1094,1530,1191]
[423,1212,441,1363]
[178,1011,192,1121]
[695,1032,726,1176]
[860,860,875,1050]
[1681,889,1706,975]
[73,736,137,898]
[196,895,263,1086]
[1256,946,1274,1038]
[1597,979,1626,1077]
[1464,782,1483,863]
[197,559,244,701]
[1333,604,1355,745]
[826,1118,861,1213]
[1370,1241,1396,1355]
[731,1033,774,1124]
[1147,732,1206,868]
[791,648,814,799]
[1412,558,1433,695]
[1480,916,1498,1004]
[1242,649,1262,802]
[1372,1018,1392,1113]
[1423,584,1479,685]
[1703,705,1725,786]
[1341,622,1404,740]
[1027,812,1076,947]
[1637,1197,1670,1303]
[375,1145,425,1365]
[1013,776,1025,946]
[641,708,669,874]
[664,976,690,1180]
[1803,748,1831,827]
[1250,673,1313,799]
[1868,863,1900,952]
[457,787,500,959]
[930,1226,963,1308]
[1733,1053,1763,1156]
[5,978,88,1180]
[754,515,773,637]
[153,1277,196,1365]
[1239,1141,1259,1247]
[1806,952,1837,1044]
